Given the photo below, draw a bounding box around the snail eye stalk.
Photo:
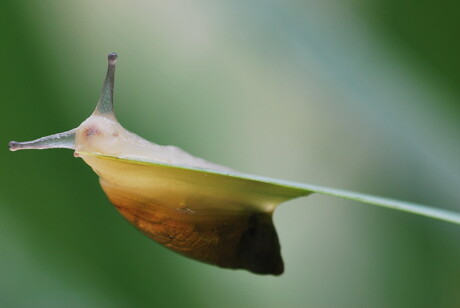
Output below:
[94,52,117,117]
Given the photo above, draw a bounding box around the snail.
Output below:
[9,53,460,276]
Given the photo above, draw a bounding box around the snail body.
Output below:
[9,53,309,275]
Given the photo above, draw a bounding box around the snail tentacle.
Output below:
[8,128,76,151]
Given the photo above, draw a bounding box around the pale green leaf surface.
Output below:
[90,153,460,225]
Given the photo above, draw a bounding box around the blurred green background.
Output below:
[1,1,460,307]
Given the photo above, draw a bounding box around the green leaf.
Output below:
[91,153,460,225]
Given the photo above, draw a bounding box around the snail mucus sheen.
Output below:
[9,53,311,275]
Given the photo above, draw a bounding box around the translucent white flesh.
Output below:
[75,115,234,172]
